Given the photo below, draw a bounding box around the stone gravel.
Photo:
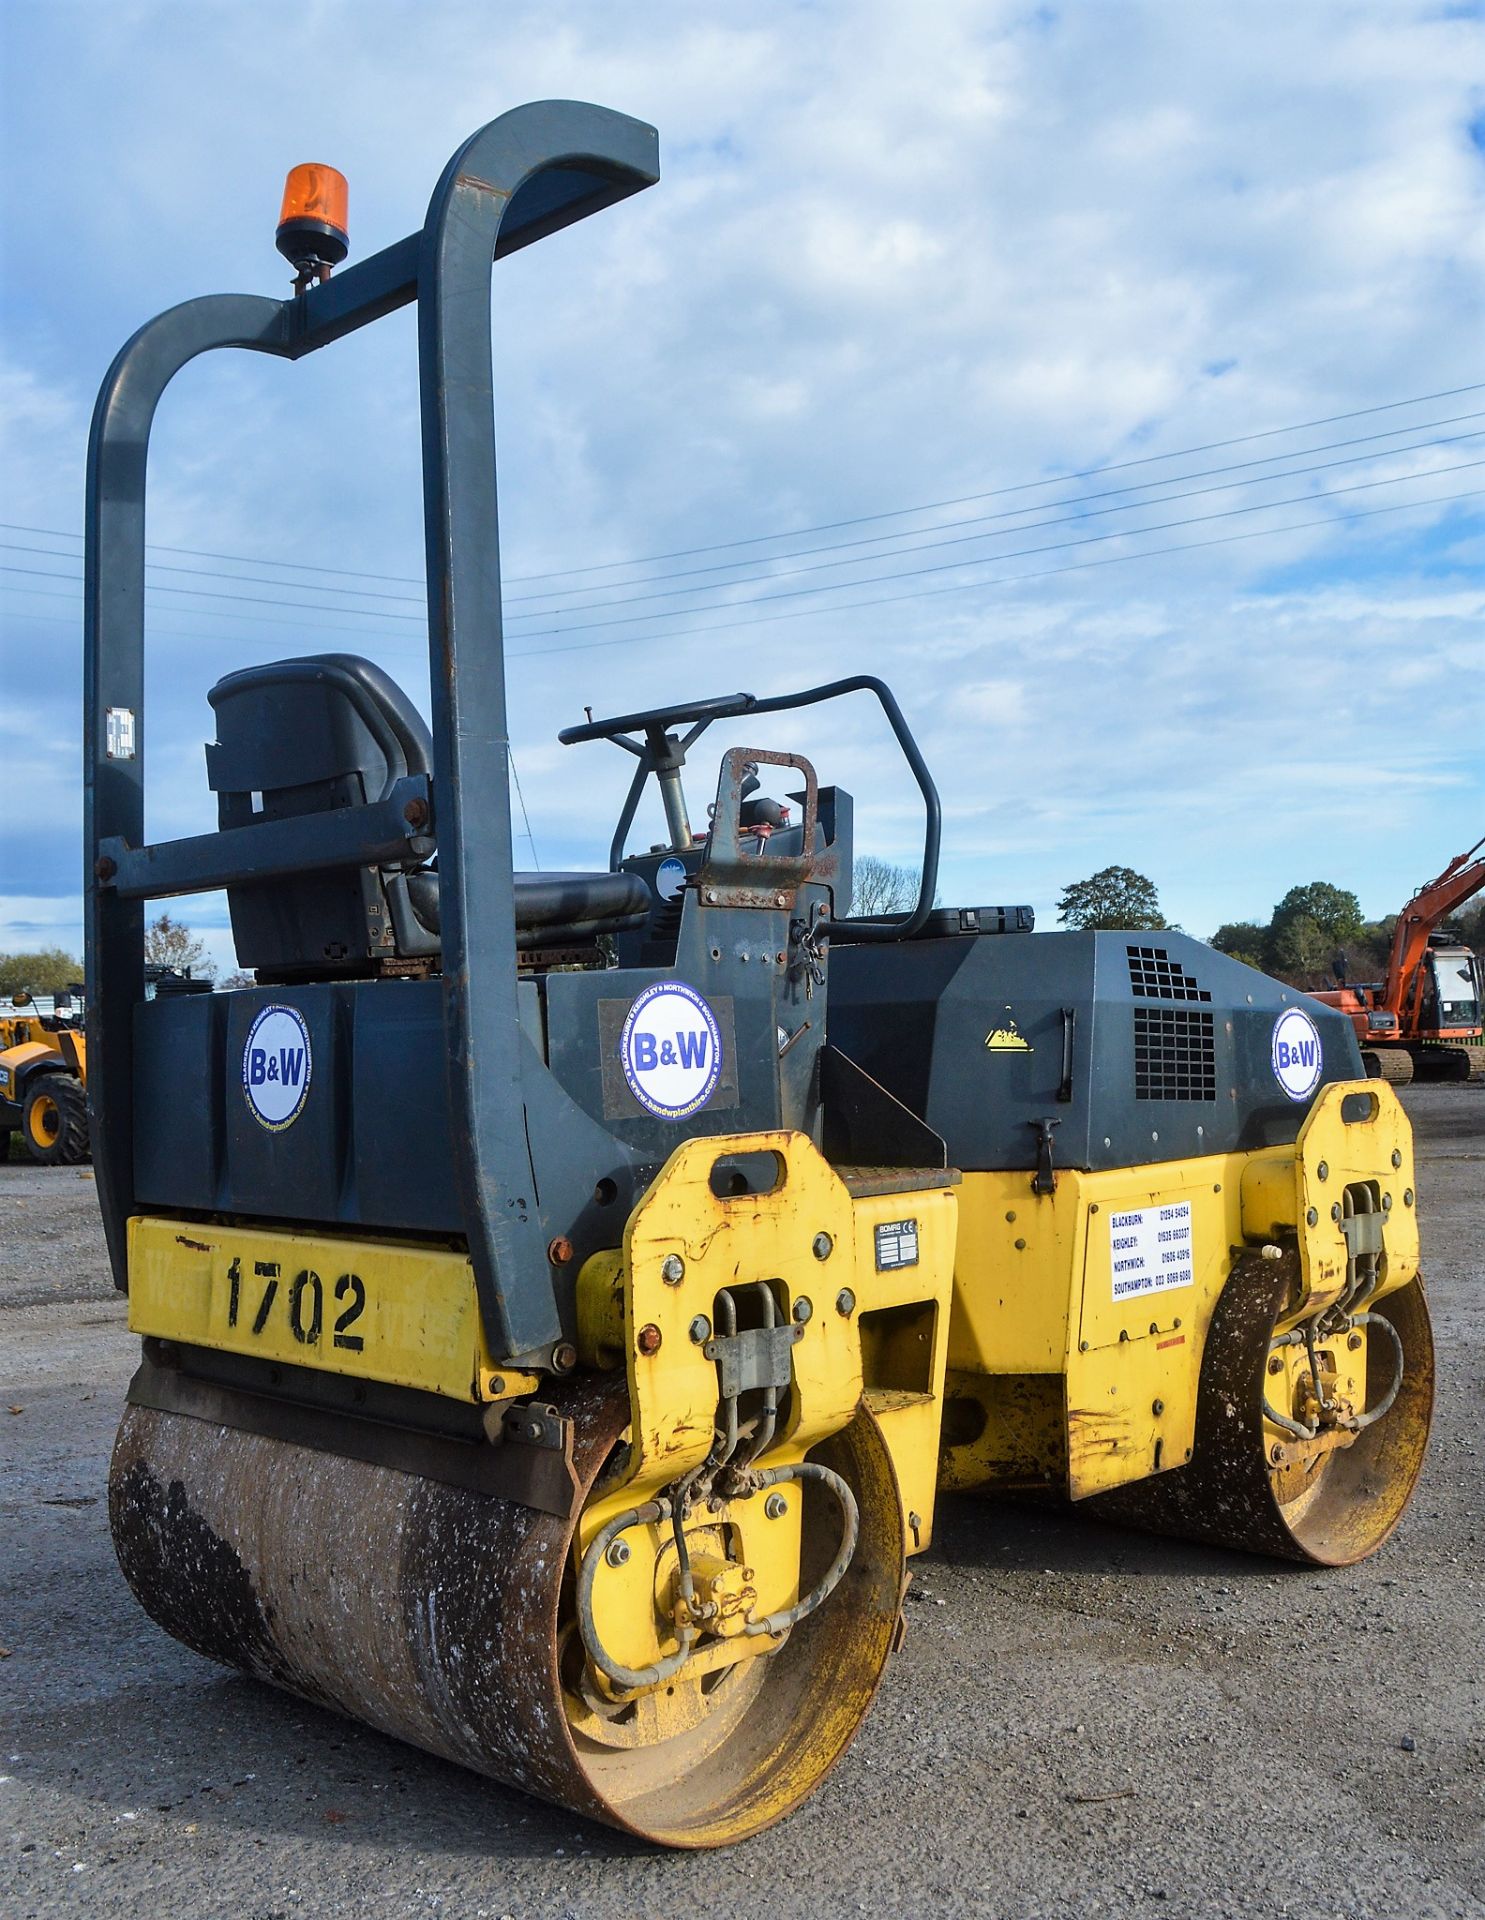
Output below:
[1,1086,1481,1918]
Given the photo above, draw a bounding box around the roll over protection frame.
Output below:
[84,101,661,1358]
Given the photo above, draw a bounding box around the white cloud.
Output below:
[1,0,1482,963]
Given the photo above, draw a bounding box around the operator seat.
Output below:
[207,654,649,979]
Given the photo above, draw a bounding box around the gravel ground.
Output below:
[1,1087,1481,1920]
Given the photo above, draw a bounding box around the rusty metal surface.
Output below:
[124,1356,582,1516]
[107,1385,906,1846]
[1082,1252,1434,1565]
[695,747,840,911]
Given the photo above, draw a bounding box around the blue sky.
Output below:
[2,0,1483,974]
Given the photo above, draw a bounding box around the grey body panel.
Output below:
[827,929,1362,1174]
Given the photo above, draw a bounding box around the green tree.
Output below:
[1270,881,1363,947]
[0,948,84,996]
[1448,899,1485,952]
[1209,921,1268,968]
[144,913,216,979]
[1057,866,1165,932]
[1268,912,1330,980]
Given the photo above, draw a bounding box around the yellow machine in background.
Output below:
[0,991,90,1165]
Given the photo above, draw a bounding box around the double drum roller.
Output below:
[87,102,1433,1848]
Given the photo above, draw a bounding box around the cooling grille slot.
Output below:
[1133,1006,1217,1101]
[1127,945,1212,1003]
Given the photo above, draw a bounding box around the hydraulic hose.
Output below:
[576,1498,697,1693]
[1263,1311,1406,1441]
[743,1461,860,1639]
[576,1459,861,1691]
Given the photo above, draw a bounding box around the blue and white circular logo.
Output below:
[655,856,687,902]
[621,982,723,1120]
[1271,1005,1323,1102]
[242,1004,313,1131]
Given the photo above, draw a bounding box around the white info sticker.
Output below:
[1108,1202,1194,1300]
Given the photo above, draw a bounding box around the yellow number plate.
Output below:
[127,1215,507,1403]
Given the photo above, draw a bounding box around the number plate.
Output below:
[127,1216,500,1403]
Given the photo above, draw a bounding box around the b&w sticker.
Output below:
[242,1004,313,1132]
[620,982,723,1120]
[655,856,688,902]
[1271,1005,1323,1102]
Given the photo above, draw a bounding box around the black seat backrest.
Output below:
[208,653,433,821]
[207,654,438,980]
[206,653,657,980]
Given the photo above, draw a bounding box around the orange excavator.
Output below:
[1313,837,1485,1084]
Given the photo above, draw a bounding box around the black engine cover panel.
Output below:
[827,929,1361,1174]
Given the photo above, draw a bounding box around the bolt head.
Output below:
[1305,1208,1319,1228]
[1316,1160,1329,1182]
[1404,1188,1414,1207]
[812,1232,833,1261]
[791,1296,813,1325]
[488,1374,507,1396]
[689,1314,711,1345]
[1268,1355,1284,1375]
[835,1287,856,1317]
[1331,1202,1341,1222]
[1347,1331,1363,1351]
[606,1538,632,1568]
[551,1342,577,1374]
[764,1492,788,1520]
[1382,1192,1393,1211]
[547,1236,574,1266]
[637,1323,663,1355]
[661,1253,685,1285]
[1391,1148,1402,1169]
[1151,1398,1165,1416]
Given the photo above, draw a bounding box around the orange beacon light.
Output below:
[275,164,349,288]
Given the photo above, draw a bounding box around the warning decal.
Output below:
[1108,1201,1194,1300]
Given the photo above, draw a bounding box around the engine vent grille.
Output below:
[1134,1006,1217,1101]
[1127,944,1212,1003]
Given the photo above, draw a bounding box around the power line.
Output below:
[502,409,1485,604]
[497,379,1485,580]
[0,563,425,624]
[10,408,1480,614]
[4,378,1481,594]
[487,458,1485,642]
[8,482,1478,671]
[509,753,540,869]
[0,542,428,607]
[8,425,1479,641]
[498,430,1485,623]
[7,460,1480,649]
[503,485,1485,660]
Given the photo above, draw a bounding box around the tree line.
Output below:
[1057,865,1485,990]
[4,870,1482,1000]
